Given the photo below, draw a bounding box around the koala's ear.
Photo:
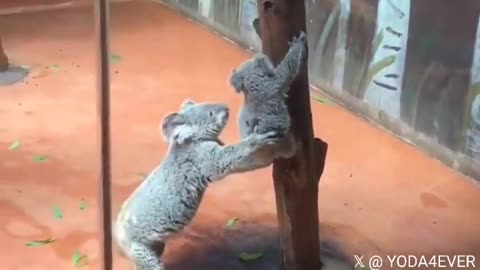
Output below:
[229,69,244,93]
[180,98,195,110]
[160,112,185,142]
[160,112,195,144]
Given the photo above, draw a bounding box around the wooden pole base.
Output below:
[0,38,9,71]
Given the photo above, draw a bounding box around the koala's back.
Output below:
[243,93,290,135]
[115,147,210,243]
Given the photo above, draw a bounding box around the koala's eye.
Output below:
[208,111,214,116]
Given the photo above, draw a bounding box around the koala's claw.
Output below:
[291,31,307,45]
[253,130,281,145]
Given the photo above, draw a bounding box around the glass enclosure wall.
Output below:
[157,0,480,180]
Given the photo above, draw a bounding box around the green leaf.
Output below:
[225,217,239,229]
[25,237,55,247]
[47,64,61,72]
[32,155,49,163]
[51,206,63,220]
[9,141,20,151]
[19,65,31,70]
[371,28,384,57]
[72,249,88,267]
[79,199,88,211]
[238,252,263,262]
[311,95,335,106]
[366,54,396,85]
[109,54,122,64]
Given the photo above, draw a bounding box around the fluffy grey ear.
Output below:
[180,98,195,110]
[160,112,185,143]
[160,112,195,144]
[229,68,244,93]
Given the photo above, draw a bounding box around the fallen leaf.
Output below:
[72,249,88,267]
[25,237,55,247]
[32,155,49,163]
[79,199,88,211]
[238,252,263,262]
[9,141,20,151]
[109,54,122,64]
[19,65,31,70]
[47,64,61,72]
[225,217,239,229]
[51,206,63,220]
[311,95,335,106]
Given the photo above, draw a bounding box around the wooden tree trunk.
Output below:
[0,38,9,71]
[256,1,328,270]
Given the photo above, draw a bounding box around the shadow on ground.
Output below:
[165,223,354,270]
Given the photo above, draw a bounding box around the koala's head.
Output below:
[161,99,229,144]
[230,55,275,94]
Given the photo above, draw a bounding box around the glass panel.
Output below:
[0,0,96,268]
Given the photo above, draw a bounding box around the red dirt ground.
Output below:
[0,1,479,269]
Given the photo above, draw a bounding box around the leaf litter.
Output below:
[72,249,88,267]
[238,251,263,262]
[225,217,239,229]
[25,237,56,247]
[9,141,20,151]
[51,206,63,220]
[79,199,88,211]
[32,155,49,163]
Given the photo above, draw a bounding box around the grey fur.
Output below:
[114,99,280,270]
[229,31,307,171]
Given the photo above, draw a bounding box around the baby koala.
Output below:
[114,99,279,270]
[229,31,307,171]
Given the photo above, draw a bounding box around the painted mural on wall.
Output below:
[238,0,261,51]
[363,0,410,120]
[465,15,480,160]
[331,0,350,91]
[198,0,212,18]
[305,0,480,164]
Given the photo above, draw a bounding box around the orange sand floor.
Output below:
[0,1,479,269]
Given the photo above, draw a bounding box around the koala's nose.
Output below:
[221,107,229,119]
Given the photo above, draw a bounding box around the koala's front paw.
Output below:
[249,130,281,147]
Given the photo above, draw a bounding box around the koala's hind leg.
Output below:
[275,133,296,159]
[129,242,165,270]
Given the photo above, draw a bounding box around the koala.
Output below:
[114,99,279,270]
[229,31,307,170]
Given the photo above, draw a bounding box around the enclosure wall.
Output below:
[154,0,480,181]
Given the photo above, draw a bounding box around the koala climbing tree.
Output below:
[229,32,307,171]
[114,99,280,270]
[255,0,329,270]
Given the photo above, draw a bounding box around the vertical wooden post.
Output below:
[94,0,113,269]
[255,1,328,270]
[0,38,9,71]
